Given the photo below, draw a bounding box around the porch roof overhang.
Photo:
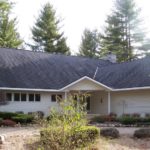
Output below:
[60,76,112,91]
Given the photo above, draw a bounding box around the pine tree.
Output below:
[0,0,22,48]
[31,3,70,55]
[79,29,101,58]
[100,0,150,62]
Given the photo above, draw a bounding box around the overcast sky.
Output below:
[11,0,150,53]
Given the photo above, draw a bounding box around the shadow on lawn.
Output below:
[24,135,150,150]
[98,135,150,150]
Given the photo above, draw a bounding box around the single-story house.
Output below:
[0,48,150,117]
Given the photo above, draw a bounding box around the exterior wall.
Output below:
[0,92,65,116]
[2,89,150,117]
[111,90,150,117]
[90,91,108,115]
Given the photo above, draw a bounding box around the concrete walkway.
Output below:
[0,127,40,136]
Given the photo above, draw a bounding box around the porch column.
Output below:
[108,91,111,114]
[64,91,68,100]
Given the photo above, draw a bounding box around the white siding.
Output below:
[111,90,150,116]
[0,92,64,116]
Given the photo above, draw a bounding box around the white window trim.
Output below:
[7,92,41,102]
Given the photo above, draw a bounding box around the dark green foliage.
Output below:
[100,128,119,138]
[12,114,34,124]
[40,126,99,149]
[118,116,138,125]
[100,0,150,62]
[79,28,101,58]
[0,0,22,48]
[31,2,70,54]
[0,112,17,119]
[0,118,3,124]
[134,128,150,138]
[90,116,105,123]
[0,112,34,124]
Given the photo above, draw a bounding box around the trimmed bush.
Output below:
[145,113,150,118]
[12,114,34,124]
[132,113,140,118]
[40,126,99,149]
[100,128,119,138]
[0,118,3,124]
[134,128,150,138]
[1,119,16,127]
[0,112,34,124]
[90,116,105,123]
[122,113,131,117]
[118,116,138,125]
[0,112,17,119]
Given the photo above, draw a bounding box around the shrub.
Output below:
[118,116,138,125]
[91,115,117,123]
[90,116,106,123]
[36,111,44,119]
[0,118,3,124]
[132,113,140,118]
[100,128,119,138]
[109,112,117,117]
[134,128,150,138]
[40,126,99,149]
[12,114,34,124]
[0,112,17,119]
[122,113,131,117]
[15,111,24,114]
[1,119,16,127]
[145,113,150,118]
[40,95,98,149]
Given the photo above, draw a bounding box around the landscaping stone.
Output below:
[134,128,150,138]
[0,135,5,144]
[100,128,119,138]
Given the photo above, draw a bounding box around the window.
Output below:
[21,93,26,101]
[35,94,41,102]
[51,95,56,102]
[6,93,12,101]
[14,93,20,101]
[29,94,34,101]
[51,94,62,102]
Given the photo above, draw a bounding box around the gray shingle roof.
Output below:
[0,48,150,90]
[95,57,150,89]
[0,48,111,89]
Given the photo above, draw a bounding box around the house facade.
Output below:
[0,48,150,117]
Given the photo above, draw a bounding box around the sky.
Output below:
[11,0,150,54]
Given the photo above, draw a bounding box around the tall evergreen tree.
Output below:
[79,29,101,58]
[31,3,70,55]
[0,0,22,48]
[100,0,150,62]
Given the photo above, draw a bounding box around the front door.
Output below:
[86,96,91,112]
